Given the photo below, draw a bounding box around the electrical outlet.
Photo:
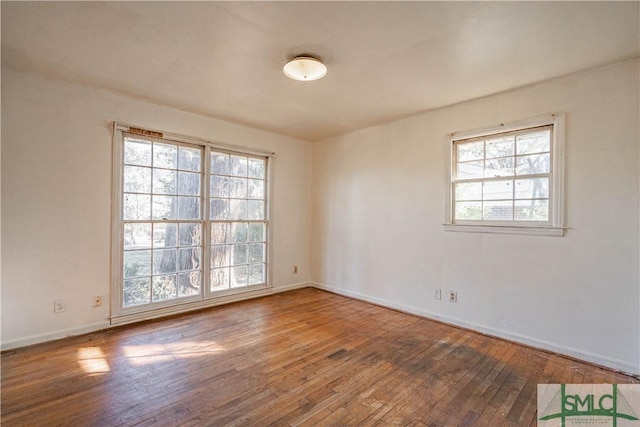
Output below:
[435,289,442,300]
[93,296,103,308]
[293,265,298,274]
[54,300,66,313]
[449,291,457,303]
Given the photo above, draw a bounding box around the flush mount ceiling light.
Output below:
[283,56,327,81]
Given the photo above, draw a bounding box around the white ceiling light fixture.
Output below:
[283,56,327,81]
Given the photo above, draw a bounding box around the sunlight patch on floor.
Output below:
[122,341,226,366]
[77,347,111,375]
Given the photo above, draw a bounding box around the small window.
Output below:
[444,114,565,236]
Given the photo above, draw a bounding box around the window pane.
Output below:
[211,152,229,175]
[152,275,176,302]
[178,272,200,297]
[249,223,265,242]
[211,268,229,291]
[248,179,264,199]
[515,199,549,221]
[455,182,482,201]
[231,222,248,243]
[229,155,248,177]
[210,176,229,198]
[232,244,248,266]
[124,250,151,278]
[516,153,550,175]
[229,177,247,198]
[249,159,265,179]
[515,178,549,199]
[178,247,201,272]
[457,161,484,179]
[153,249,177,275]
[455,201,482,220]
[249,243,264,263]
[124,166,151,193]
[230,199,247,220]
[152,195,176,220]
[153,223,178,248]
[124,223,151,249]
[179,223,201,246]
[483,200,513,221]
[153,143,177,169]
[211,245,230,268]
[124,278,151,307]
[483,180,513,200]
[178,147,201,172]
[516,130,550,155]
[210,198,229,220]
[249,264,265,285]
[457,141,484,162]
[211,223,229,245]
[484,158,514,178]
[123,194,151,220]
[124,139,151,166]
[485,136,514,159]
[152,169,176,194]
[248,200,265,220]
[177,171,200,196]
[177,197,200,220]
[231,265,248,288]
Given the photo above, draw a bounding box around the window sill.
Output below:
[443,223,565,237]
[110,283,272,326]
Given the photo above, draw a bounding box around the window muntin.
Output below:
[116,131,270,314]
[452,126,553,225]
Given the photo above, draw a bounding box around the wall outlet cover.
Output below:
[54,300,66,313]
[449,291,457,303]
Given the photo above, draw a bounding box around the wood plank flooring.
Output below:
[2,288,638,426]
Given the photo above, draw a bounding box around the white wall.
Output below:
[312,59,640,374]
[1,69,312,348]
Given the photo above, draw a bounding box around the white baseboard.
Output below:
[272,281,311,293]
[311,281,640,376]
[6,281,635,376]
[1,281,312,351]
[1,321,111,351]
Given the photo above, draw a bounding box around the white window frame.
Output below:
[444,113,565,236]
[111,123,275,323]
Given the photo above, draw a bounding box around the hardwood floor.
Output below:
[2,288,638,426]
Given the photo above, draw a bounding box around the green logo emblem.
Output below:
[538,384,639,427]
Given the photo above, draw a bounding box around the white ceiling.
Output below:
[2,1,638,142]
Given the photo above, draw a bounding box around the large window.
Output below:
[444,114,565,236]
[112,125,271,318]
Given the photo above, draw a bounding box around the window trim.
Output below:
[443,113,565,236]
[110,123,275,322]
